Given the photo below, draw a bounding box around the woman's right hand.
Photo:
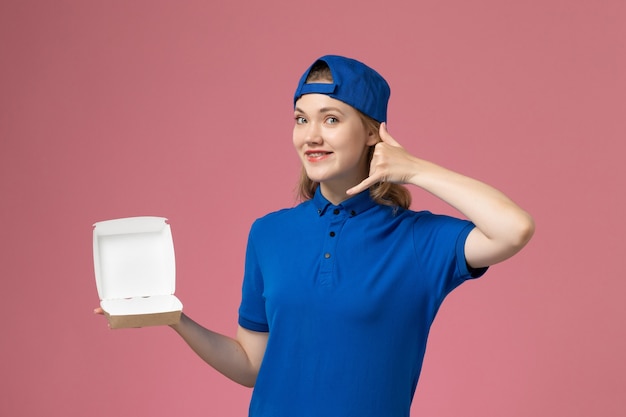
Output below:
[93,306,112,329]
[93,306,180,329]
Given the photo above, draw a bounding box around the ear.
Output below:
[365,125,380,146]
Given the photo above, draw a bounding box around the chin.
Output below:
[303,169,330,184]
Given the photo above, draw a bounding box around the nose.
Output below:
[305,122,323,145]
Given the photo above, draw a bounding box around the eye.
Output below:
[326,116,339,125]
[295,116,307,124]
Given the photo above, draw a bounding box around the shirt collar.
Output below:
[312,187,377,217]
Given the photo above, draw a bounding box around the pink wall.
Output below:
[1,0,624,416]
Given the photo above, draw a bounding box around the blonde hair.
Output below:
[294,75,412,209]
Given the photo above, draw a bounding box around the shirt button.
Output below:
[329,231,335,237]
[350,210,356,216]
[324,253,331,259]
[333,209,340,215]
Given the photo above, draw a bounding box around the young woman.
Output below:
[97,55,534,416]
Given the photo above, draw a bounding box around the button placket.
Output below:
[318,207,346,285]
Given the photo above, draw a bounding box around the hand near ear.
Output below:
[347,123,419,195]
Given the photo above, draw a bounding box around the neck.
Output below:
[319,181,362,205]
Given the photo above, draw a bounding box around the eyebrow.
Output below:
[294,106,346,115]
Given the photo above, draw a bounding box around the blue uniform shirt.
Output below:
[238,188,486,417]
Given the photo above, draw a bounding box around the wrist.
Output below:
[170,312,188,331]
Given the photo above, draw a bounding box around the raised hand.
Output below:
[346,122,419,195]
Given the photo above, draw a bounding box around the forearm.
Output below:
[408,158,535,264]
[411,159,532,236]
[170,313,261,387]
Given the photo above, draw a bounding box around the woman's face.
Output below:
[293,94,377,200]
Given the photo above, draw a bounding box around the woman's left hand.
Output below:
[346,123,419,195]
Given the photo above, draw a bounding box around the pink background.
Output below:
[1,0,624,416]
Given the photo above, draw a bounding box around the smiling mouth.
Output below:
[305,151,332,161]
[306,151,331,157]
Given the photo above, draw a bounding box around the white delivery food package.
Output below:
[93,216,182,329]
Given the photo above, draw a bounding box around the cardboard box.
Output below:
[93,216,182,329]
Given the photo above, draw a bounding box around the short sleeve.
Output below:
[413,213,488,296]
[454,221,488,279]
[238,223,269,332]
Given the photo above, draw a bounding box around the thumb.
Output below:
[379,122,401,147]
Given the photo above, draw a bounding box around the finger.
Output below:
[346,175,379,195]
[379,122,402,147]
